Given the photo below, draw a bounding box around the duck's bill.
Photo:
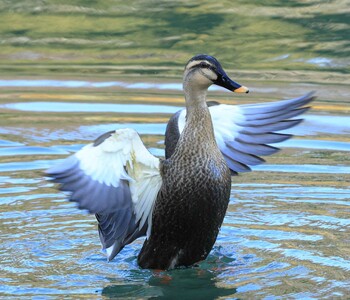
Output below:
[215,74,249,93]
[233,85,249,93]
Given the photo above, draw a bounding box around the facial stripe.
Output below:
[199,68,218,81]
[186,60,214,70]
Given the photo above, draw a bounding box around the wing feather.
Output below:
[174,92,315,174]
[46,128,162,261]
[222,145,265,166]
[241,119,303,134]
[235,107,310,126]
[240,92,314,115]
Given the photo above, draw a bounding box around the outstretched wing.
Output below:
[169,92,315,174]
[46,128,162,261]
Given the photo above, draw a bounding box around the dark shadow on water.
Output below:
[102,267,237,299]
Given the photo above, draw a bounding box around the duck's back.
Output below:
[137,141,231,269]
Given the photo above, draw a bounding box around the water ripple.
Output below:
[253,164,350,174]
[0,146,69,156]
[1,101,180,114]
[0,79,227,92]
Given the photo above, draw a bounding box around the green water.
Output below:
[1,0,349,74]
[0,1,349,299]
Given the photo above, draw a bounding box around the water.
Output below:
[0,1,350,299]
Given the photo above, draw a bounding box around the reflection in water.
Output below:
[276,139,350,151]
[102,268,236,299]
[0,0,349,72]
[253,164,350,174]
[0,79,186,91]
[0,146,69,156]
[1,101,179,114]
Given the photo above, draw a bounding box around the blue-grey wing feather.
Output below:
[47,155,131,214]
[239,92,314,115]
[46,151,143,260]
[222,145,265,166]
[169,92,315,174]
[241,119,303,134]
[236,132,291,144]
[235,107,310,126]
[96,211,147,259]
[223,92,315,173]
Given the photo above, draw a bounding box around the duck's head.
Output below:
[183,54,249,94]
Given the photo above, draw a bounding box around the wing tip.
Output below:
[93,130,115,147]
[270,132,293,144]
[45,155,79,176]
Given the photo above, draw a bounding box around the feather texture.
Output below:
[169,92,316,174]
[46,128,162,261]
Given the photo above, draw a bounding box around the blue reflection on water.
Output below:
[0,79,226,91]
[276,139,350,151]
[1,102,179,114]
[0,146,69,156]
[253,164,350,174]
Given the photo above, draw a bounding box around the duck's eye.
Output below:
[188,61,213,70]
[199,62,210,69]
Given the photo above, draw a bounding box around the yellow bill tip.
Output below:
[234,86,249,93]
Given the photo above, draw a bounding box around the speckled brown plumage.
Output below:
[165,101,221,160]
[138,103,231,269]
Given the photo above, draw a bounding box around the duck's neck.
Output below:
[179,84,216,148]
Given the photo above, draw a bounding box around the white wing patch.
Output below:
[76,139,132,187]
[209,104,244,149]
[178,104,244,149]
[113,129,161,236]
[123,129,162,237]
[177,109,186,133]
[47,127,162,242]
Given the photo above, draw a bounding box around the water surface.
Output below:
[0,1,349,299]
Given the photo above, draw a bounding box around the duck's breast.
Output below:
[138,154,231,269]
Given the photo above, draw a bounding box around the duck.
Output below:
[46,54,315,270]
